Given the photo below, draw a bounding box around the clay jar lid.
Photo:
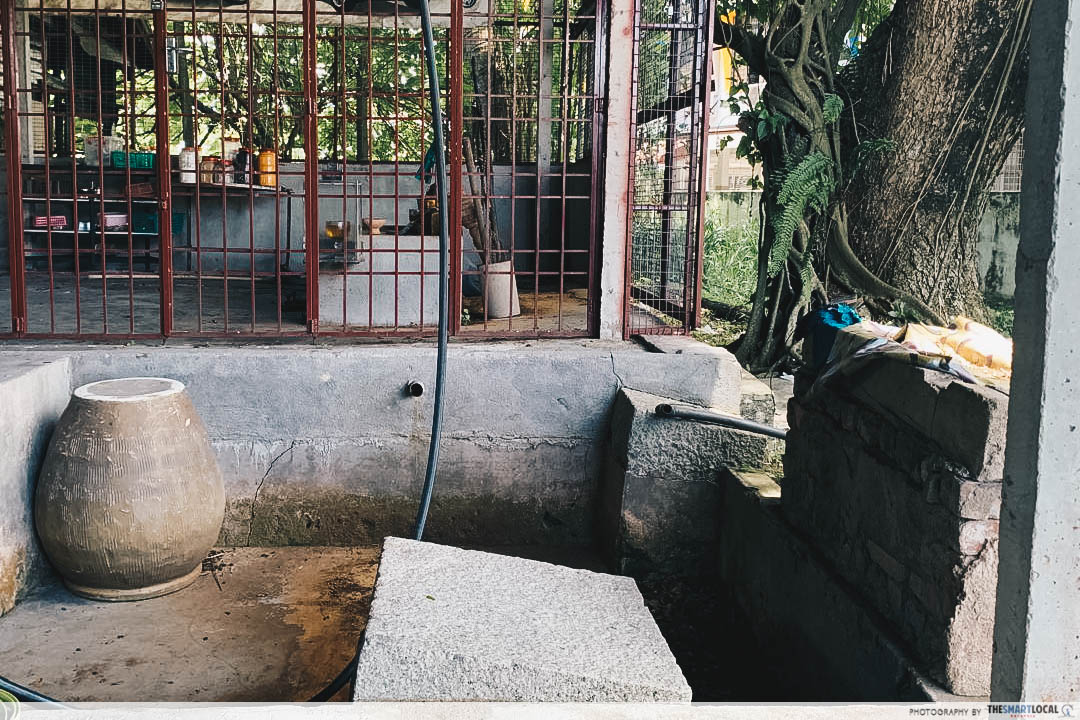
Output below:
[74,377,185,403]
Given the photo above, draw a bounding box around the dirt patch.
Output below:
[278,546,379,700]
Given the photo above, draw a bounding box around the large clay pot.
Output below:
[35,377,225,601]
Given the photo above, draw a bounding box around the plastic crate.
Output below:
[97,212,128,230]
[130,211,185,235]
[110,151,155,169]
[32,215,68,229]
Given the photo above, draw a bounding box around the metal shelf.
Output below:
[23,228,159,236]
[23,196,159,204]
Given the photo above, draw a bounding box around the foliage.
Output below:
[846,137,897,183]
[769,152,834,277]
[710,0,964,372]
[692,307,746,348]
[984,293,1014,337]
[702,195,760,308]
[822,93,844,124]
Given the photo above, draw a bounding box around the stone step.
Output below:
[352,537,692,702]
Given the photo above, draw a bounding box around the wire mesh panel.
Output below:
[8,0,163,337]
[458,0,602,336]
[625,0,712,335]
[0,0,609,340]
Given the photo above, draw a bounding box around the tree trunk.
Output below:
[839,0,1030,319]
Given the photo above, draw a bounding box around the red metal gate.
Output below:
[624,0,713,336]
[0,0,605,340]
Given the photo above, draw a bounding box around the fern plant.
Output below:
[822,94,844,124]
[768,152,835,277]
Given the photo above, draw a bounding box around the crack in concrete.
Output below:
[609,351,626,389]
[246,441,298,545]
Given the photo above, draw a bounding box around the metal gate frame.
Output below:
[623,0,713,337]
[0,0,607,340]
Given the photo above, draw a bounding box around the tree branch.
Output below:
[714,17,767,76]
[827,0,863,58]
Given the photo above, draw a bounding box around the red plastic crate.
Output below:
[32,215,67,229]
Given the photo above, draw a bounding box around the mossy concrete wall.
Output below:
[0,340,744,560]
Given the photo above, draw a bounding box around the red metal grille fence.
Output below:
[0,0,607,339]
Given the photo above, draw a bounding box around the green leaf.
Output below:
[767,152,835,278]
[823,94,844,125]
[736,135,754,159]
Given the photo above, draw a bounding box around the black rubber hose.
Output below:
[654,403,788,440]
[0,673,63,705]
[306,635,362,702]
[410,0,450,544]
[307,0,448,702]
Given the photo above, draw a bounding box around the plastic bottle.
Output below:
[179,147,198,184]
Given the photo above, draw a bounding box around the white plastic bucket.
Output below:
[482,260,521,318]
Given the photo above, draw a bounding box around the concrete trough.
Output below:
[352,537,692,702]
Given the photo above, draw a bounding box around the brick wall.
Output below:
[783,361,1007,696]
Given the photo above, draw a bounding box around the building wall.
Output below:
[976,193,1020,299]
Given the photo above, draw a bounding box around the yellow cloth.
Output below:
[892,316,1012,384]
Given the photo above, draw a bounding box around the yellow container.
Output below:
[257,149,278,187]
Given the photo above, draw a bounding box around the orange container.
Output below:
[257,149,277,187]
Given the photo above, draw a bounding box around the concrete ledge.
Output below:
[634,336,744,413]
[0,355,71,615]
[0,339,747,548]
[353,538,691,701]
[600,387,767,578]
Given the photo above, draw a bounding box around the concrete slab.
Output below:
[353,538,691,702]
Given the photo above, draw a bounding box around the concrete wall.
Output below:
[992,0,1080,698]
[172,162,590,278]
[784,362,1007,696]
[0,355,70,616]
[0,340,742,577]
[714,469,943,701]
[976,193,1020,299]
[588,369,961,700]
[599,385,769,578]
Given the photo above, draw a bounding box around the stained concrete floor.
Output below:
[0,547,378,702]
[0,544,608,703]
